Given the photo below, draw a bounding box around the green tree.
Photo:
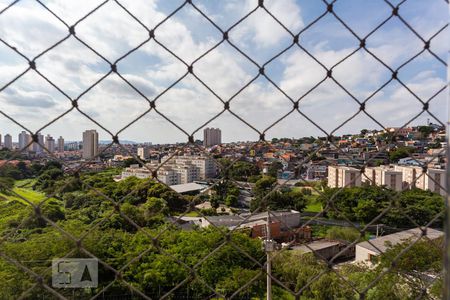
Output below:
[225,194,238,207]
[319,186,444,228]
[417,126,433,139]
[0,177,14,194]
[254,176,277,196]
[267,161,283,178]
[389,146,415,162]
[272,251,353,299]
[325,226,361,243]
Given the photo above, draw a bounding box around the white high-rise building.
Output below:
[137,147,148,160]
[425,168,445,196]
[394,165,445,196]
[327,166,361,188]
[203,127,221,147]
[173,155,217,178]
[82,130,99,159]
[31,133,44,153]
[45,134,55,153]
[57,136,64,152]
[18,131,30,151]
[363,166,402,191]
[393,165,424,190]
[4,134,12,150]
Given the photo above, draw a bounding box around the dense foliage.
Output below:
[273,238,442,299]
[218,158,260,181]
[250,176,307,212]
[318,185,444,228]
[0,161,444,298]
[0,166,266,298]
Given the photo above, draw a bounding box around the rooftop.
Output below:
[291,240,341,253]
[170,182,208,194]
[357,228,443,254]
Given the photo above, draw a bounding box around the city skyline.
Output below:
[0,0,446,144]
[0,121,444,147]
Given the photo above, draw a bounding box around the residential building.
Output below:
[173,155,217,178]
[363,166,402,191]
[57,136,64,152]
[67,141,80,151]
[32,133,44,153]
[305,164,327,180]
[120,155,216,185]
[18,131,30,151]
[45,134,55,153]
[156,168,180,185]
[291,240,353,261]
[398,157,421,166]
[173,163,200,184]
[355,228,443,264]
[170,182,207,195]
[203,127,221,147]
[82,130,99,159]
[327,166,361,188]
[137,147,148,160]
[121,164,152,180]
[121,164,180,185]
[394,165,425,189]
[424,168,445,196]
[4,134,12,150]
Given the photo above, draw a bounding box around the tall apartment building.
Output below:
[57,136,64,152]
[363,166,402,191]
[4,134,12,150]
[327,166,361,188]
[393,165,425,190]
[137,147,149,160]
[18,131,29,151]
[32,133,44,153]
[0,133,2,148]
[82,130,99,159]
[67,142,80,151]
[121,155,217,185]
[173,162,200,183]
[203,127,221,147]
[45,134,55,153]
[394,165,445,196]
[173,155,217,178]
[156,168,180,185]
[425,168,445,196]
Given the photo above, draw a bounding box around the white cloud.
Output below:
[0,0,446,142]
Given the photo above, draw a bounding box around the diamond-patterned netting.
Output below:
[0,0,448,299]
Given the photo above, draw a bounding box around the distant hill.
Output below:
[99,140,138,145]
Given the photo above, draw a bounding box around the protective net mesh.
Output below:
[0,0,447,299]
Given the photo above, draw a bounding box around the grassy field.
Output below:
[14,179,35,189]
[184,211,200,217]
[304,200,322,212]
[10,187,48,204]
[292,187,323,212]
[0,179,51,205]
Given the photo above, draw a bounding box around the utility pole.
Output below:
[265,210,272,300]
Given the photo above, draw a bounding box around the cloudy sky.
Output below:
[0,0,447,143]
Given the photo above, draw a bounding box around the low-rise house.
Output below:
[291,239,354,261]
[355,228,443,264]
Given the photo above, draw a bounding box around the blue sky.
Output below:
[0,0,447,143]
